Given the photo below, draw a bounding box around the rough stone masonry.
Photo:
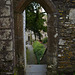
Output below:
[0,0,14,74]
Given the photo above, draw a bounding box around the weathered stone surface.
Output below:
[0,52,13,61]
[5,52,13,61]
[6,0,11,4]
[0,61,13,72]
[0,54,3,59]
[0,0,11,16]
[0,0,14,73]
[0,18,11,28]
[0,0,75,74]
[0,0,11,5]
[0,41,13,51]
[54,1,75,72]
[0,5,10,16]
[69,9,75,24]
[0,30,12,40]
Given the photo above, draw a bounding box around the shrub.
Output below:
[32,41,46,64]
[42,37,48,44]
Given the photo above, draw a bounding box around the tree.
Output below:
[26,2,47,40]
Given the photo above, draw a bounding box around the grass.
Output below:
[26,48,30,62]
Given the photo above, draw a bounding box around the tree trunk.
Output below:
[35,34,37,41]
[39,34,41,41]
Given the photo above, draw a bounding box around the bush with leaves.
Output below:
[32,41,46,64]
[26,2,47,40]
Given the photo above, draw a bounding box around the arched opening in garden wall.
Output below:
[24,2,48,65]
[14,0,58,75]
[0,0,75,75]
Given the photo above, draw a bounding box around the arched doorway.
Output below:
[14,0,58,75]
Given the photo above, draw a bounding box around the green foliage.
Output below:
[14,68,17,75]
[73,72,75,75]
[14,72,17,75]
[26,2,47,40]
[57,73,59,75]
[42,37,48,44]
[32,41,46,63]
[62,73,64,75]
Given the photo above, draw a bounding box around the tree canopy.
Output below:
[26,2,47,40]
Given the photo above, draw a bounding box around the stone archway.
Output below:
[14,0,58,75]
[0,0,75,75]
[16,0,56,13]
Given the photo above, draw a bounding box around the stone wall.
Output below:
[0,0,75,75]
[69,9,75,24]
[0,0,14,74]
[54,1,75,73]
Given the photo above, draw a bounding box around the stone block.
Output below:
[0,5,10,16]
[0,54,3,59]
[0,18,11,28]
[0,52,14,61]
[0,61,13,72]
[5,52,13,61]
[0,30,12,40]
[6,0,11,4]
[0,41,13,51]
